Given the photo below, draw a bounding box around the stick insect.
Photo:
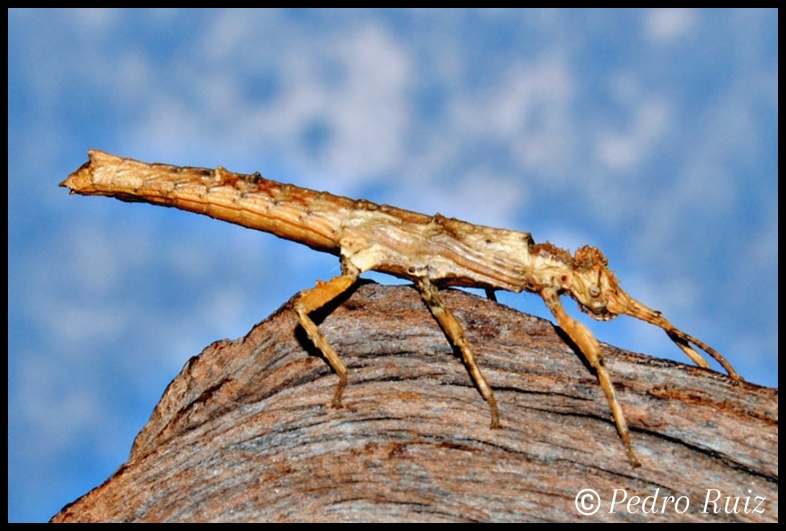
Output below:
[61,149,740,468]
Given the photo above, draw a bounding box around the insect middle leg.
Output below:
[295,266,359,408]
[416,277,500,429]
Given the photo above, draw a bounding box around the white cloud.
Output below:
[644,8,696,42]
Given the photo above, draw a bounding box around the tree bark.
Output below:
[51,282,778,522]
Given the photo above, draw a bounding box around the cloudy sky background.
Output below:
[8,9,777,522]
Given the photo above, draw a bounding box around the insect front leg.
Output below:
[416,277,500,429]
[541,287,641,468]
[295,265,360,409]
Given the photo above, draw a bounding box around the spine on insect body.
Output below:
[60,150,358,254]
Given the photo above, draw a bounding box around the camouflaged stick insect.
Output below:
[61,149,741,468]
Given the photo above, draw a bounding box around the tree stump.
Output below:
[51,282,778,522]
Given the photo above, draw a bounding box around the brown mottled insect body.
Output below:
[61,150,740,469]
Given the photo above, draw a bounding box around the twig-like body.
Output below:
[61,149,740,468]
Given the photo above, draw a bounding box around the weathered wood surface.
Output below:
[51,282,778,522]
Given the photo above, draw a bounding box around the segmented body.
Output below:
[61,149,740,469]
[63,151,571,293]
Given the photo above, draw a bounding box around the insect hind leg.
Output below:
[295,267,359,408]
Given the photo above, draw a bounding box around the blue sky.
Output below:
[8,9,777,522]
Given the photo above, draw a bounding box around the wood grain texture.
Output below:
[51,282,778,522]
